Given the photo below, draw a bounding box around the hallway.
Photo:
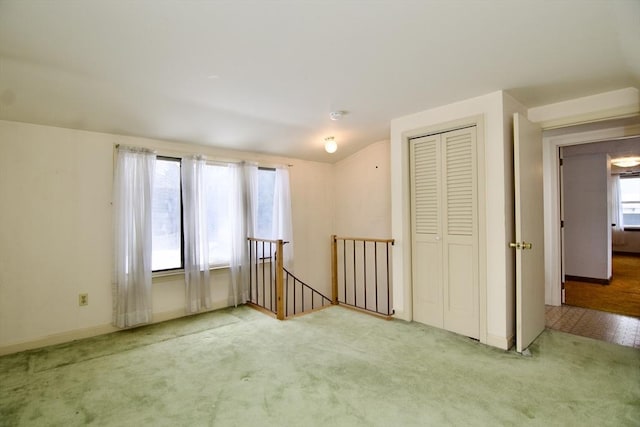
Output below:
[546,304,640,348]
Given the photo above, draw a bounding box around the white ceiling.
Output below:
[1,0,639,162]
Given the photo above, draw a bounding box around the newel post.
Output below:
[331,235,338,305]
[276,239,285,320]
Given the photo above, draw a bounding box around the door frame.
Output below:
[543,120,640,306]
[402,114,487,344]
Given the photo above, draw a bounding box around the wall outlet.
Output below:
[79,293,88,306]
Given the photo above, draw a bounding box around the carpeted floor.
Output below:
[1,305,639,426]
[566,254,640,318]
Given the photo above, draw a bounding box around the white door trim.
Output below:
[543,122,640,306]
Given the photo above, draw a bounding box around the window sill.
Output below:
[152,264,231,279]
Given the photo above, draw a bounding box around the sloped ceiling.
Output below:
[0,0,639,162]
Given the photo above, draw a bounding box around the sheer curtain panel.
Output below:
[273,166,294,269]
[229,163,247,305]
[611,175,626,245]
[113,146,156,328]
[243,162,259,239]
[182,156,211,313]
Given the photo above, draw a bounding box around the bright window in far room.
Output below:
[620,176,640,229]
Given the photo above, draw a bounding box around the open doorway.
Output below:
[560,138,640,317]
[542,116,640,347]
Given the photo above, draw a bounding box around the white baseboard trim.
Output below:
[486,333,514,350]
[0,299,232,356]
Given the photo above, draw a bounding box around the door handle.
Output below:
[509,242,533,250]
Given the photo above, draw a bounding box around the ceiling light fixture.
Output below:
[612,157,640,168]
[329,111,346,121]
[324,136,337,154]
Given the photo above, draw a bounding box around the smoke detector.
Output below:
[329,111,346,121]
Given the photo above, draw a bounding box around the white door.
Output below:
[410,134,443,327]
[411,127,479,339]
[513,113,546,353]
[441,128,478,339]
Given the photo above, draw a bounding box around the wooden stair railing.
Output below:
[331,235,395,318]
[247,236,394,320]
[247,238,331,319]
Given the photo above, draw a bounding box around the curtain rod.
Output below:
[114,144,293,167]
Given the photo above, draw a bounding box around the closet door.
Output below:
[442,127,478,339]
[410,127,479,339]
[410,135,443,327]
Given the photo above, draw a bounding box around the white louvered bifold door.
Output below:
[410,127,479,339]
[442,127,478,339]
[410,135,443,327]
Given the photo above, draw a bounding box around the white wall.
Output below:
[390,90,516,349]
[0,120,334,353]
[333,140,391,238]
[560,138,640,255]
[562,153,611,280]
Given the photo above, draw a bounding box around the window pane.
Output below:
[204,164,232,266]
[621,177,640,228]
[257,168,276,239]
[620,177,640,202]
[152,159,182,271]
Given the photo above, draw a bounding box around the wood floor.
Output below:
[564,254,640,317]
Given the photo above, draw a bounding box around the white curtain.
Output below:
[112,146,156,328]
[273,167,294,269]
[229,163,247,306]
[182,156,211,313]
[244,162,258,239]
[611,175,626,245]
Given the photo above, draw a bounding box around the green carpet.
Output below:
[1,305,639,426]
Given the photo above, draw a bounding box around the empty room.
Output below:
[1,1,639,425]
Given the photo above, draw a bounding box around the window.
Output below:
[152,157,183,271]
[151,159,279,272]
[620,177,640,229]
[257,167,276,239]
[203,164,232,266]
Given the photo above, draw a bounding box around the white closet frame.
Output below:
[402,115,487,343]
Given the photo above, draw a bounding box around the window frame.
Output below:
[620,175,640,231]
[152,156,185,273]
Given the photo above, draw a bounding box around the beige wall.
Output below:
[333,140,391,238]
[0,120,334,353]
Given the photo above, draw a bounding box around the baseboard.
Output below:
[565,275,610,285]
[0,299,232,356]
[613,251,640,257]
[486,333,513,350]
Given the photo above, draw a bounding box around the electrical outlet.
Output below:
[79,293,88,306]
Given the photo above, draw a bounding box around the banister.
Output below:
[331,234,394,318]
[246,237,331,320]
[333,236,395,244]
